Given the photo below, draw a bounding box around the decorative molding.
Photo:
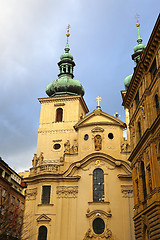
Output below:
[86,209,112,218]
[121,185,133,198]
[91,127,104,133]
[54,103,65,106]
[38,129,75,134]
[36,214,51,222]
[56,186,78,198]
[83,228,112,240]
[26,188,37,200]
[52,139,62,142]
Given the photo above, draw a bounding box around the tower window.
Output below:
[56,108,63,122]
[93,168,104,202]
[93,218,105,234]
[53,143,61,150]
[38,226,47,240]
[41,186,51,204]
[155,94,159,116]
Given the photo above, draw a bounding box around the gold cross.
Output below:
[136,14,140,23]
[67,24,71,33]
[96,96,102,106]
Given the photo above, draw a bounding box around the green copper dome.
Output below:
[45,33,85,97]
[124,74,133,90]
[132,26,146,65]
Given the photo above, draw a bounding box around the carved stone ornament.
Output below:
[56,186,78,198]
[91,127,104,133]
[64,139,78,155]
[26,188,37,200]
[83,228,112,240]
[121,185,133,198]
[94,135,102,151]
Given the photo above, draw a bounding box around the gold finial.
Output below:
[136,14,140,27]
[66,24,71,37]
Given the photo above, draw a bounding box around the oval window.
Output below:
[84,134,89,141]
[53,144,61,150]
[93,217,105,234]
[108,133,114,139]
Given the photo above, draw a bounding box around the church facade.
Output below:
[24,29,135,240]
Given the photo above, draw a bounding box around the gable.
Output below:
[37,214,51,222]
[74,108,125,130]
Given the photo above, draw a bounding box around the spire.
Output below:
[124,15,146,90]
[45,25,85,97]
[132,15,146,66]
[64,24,70,53]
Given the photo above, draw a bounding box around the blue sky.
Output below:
[0,0,159,172]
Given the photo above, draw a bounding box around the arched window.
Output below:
[38,226,47,240]
[56,108,63,122]
[155,94,159,116]
[141,161,147,201]
[93,168,104,202]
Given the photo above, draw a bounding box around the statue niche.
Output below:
[94,135,102,151]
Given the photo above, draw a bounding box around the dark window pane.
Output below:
[56,108,63,122]
[155,94,159,116]
[42,186,51,204]
[38,226,47,240]
[93,168,104,202]
[93,218,105,234]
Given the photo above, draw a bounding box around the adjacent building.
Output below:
[23,29,135,240]
[122,15,160,239]
[0,157,26,239]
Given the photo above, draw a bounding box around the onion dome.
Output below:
[45,27,85,97]
[124,18,146,90]
[124,74,133,90]
[132,21,146,66]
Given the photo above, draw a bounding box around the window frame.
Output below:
[93,168,104,202]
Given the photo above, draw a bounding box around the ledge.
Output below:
[38,204,54,206]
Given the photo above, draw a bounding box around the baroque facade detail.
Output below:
[26,188,37,200]
[56,186,78,198]
[83,228,112,240]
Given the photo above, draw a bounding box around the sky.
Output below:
[0,0,159,172]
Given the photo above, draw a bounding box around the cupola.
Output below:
[45,25,85,97]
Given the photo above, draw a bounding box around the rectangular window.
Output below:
[150,58,157,80]
[135,91,139,108]
[21,202,24,210]
[16,199,20,206]
[11,196,15,205]
[41,186,51,204]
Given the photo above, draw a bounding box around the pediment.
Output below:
[37,214,51,222]
[74,108,125,130]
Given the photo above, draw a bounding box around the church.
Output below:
[23,27,135,240]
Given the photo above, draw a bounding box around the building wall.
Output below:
[123,15,160,240]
